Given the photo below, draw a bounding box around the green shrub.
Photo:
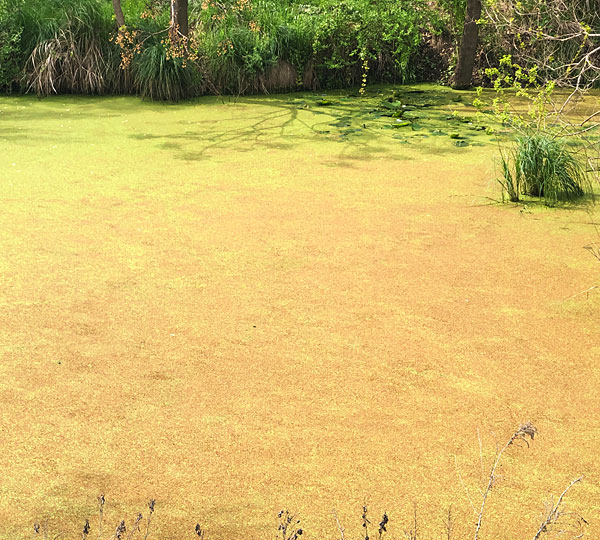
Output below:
[192,0,314,93]
[4,0,448,99]
[311,0,423,88]
[0,0,23,90]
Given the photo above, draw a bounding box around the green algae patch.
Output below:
[1,85,600,540]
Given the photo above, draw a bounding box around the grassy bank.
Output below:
[1,0,443,100]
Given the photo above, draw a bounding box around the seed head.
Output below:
[115,520,126,539]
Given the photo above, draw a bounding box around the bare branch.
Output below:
[332,510,345,540]
[474,423,537,540]
[532,477,585,540]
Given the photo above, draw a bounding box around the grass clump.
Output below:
[500,134,590,206]
[134,42,202,101]
[19,0,118,95]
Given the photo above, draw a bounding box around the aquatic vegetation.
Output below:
[500,134,590,205]
[1,88,598,540]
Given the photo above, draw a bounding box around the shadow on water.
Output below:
[1,85,496,157]
[119,86,497,162]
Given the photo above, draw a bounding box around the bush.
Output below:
[0,0,23,90]
[192,0,314,94]
[311,0,424,87]
[2,0,449,99]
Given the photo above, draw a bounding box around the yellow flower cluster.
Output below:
[359,56,369,95]
[140,5,160,20]
[232,0,252,12]
[164,29,201,67]
[216,39,234,56]
[110,28,141,70]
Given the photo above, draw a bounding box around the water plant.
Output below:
[499,134,590,205]
[474,57,595,206]
[518,134,588,204]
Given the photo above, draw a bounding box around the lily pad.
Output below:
[380,100,403,111]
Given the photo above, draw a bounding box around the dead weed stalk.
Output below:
[473,423,538,540]
[30,424,589,540]
[277,510,303,540]
[532,477,586,540]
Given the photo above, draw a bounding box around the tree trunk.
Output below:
[172,0,189,38]
[452,0,482,89]
[112,0,125,28]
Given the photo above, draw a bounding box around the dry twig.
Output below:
[474,423,537,540]
[532,477,585,540]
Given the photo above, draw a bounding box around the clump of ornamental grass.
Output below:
[134,41,203,101]
[499,134,591,206]
[21,0,117,96]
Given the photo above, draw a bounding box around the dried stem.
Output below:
[532,477,584,540]
[332,510,345,540]
[403,503,418,540]
[361,504,370,540]
[445,506,453,540]
[474,423,537,540]
[126,514,143,540]
[143,500,155,540]
[97,495,105,540]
